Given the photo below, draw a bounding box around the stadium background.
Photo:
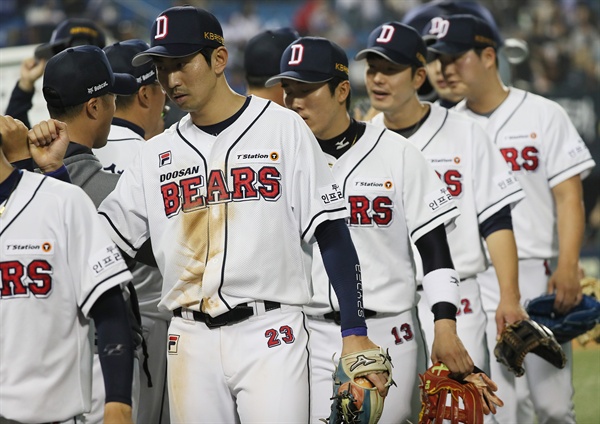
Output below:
[0,0,598,422]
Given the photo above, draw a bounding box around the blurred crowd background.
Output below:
[1,0,599,255]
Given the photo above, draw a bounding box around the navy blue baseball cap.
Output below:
[132,6,224,66]
[104,40,157,88]
[244,28,300,78]
[43,45,138,108]
[265,37,349,87]
[354,22,427,67]
[427,15,498,55]
[402,0,503,47]
[34,18,106,60]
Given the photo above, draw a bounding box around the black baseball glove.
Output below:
[494,319,566,377]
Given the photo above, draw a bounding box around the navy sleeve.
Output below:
[90,286,134,405]
[44,165,71,183]
[479,205,513,239]
[315,219,367,332]
[5,82,33,129]
[414,224,454,274]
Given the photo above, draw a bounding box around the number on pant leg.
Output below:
[265,326,296,348]
[391,323,414,345]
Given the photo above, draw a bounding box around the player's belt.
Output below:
[173,301,281,328]
[323,309,377,324]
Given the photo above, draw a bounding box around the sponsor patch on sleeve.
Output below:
[318,183,344,205]
[88,244,124,276]
[493,170,519,191]
[424,187,453,212]
[563,138,588,158]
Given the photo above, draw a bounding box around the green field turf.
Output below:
[574,345,600,423]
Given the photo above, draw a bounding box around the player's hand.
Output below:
[27,119,70,172]
[0,115,30,162]
[547,262,582,314]
[431,319,474,379]
[341,335,390,397]
[104,402,133,424]
[463,371,504,415]
[495,295,529,339]
[18,57,46,93]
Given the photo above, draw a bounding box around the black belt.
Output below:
[323,309,377,324]
[173,301,280,328]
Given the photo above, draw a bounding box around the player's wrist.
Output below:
[39,161,65,174]
[17,78,35,93]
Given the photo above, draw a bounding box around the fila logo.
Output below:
[288,44,304,65]
[155,15,168,40]
[376,25,395,43]
[429,17,450,39]
[159,151,172,167]
[168,334,179,354]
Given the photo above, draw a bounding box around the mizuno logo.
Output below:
[451,277,459,286]
[349,354,377,372]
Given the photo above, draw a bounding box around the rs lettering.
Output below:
[155,16,168,39]
[436,170,463,197]
[500,146,539,171]
[288,44,304,65]
[348,196,393,226]
[0,260,53,298]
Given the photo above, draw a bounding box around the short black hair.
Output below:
[200,47,214,67]
[45,87,85,119]
[246,75,271,88]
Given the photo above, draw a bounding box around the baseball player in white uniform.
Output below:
[0,118,135,424]
[429,14,597,424]
[97,7,389,423]
[266,36,481,423]
[359,21,528,385]
[94,39,171,424]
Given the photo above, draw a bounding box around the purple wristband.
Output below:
[341,326,368,337]
[44,164,71,183]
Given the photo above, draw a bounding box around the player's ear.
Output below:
[85,97,100,118]
[480,47,497,70]
[212,46,228,76]
[336,80,351,105]
[138,85,150,108]
[412,67,428,91]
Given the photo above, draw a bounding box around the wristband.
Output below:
[342,326,368,337]
[432,301,458,321]
[422,268,461,312]
[44,164,71,183]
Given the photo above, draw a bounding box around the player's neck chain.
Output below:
[0,169,23,217]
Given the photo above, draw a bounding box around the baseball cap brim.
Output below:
[354,48,414,66]
[265,71,333,88]
[112,73,139,95]
[427,40,472,56]
[34,38,70,60]
[132,44,204,66]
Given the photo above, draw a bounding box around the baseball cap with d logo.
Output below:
[427,14,498,56]
[132,6,224,66]
[354,22,427,67]
[264,37,349,87]
[43,45,138,108]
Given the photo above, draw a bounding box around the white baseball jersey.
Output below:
[93,124,145,175]
[304,123,460,316]
[373,103,525,279]
[0,172,131,423]
[455,88,596,259]
[98,96,347,315]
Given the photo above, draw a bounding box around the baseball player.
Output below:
[97,6,388,423]
[92,39,171,424]
[428,14,596,423]
[244,28,299,106]
[358,21,528,385]
[4,19,107,129]
[266,36,477,423]
[0,118,134,423]
[36,44,146,424]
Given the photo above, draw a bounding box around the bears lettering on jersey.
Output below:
[500,146,539,171]
[348,195,393,226]
[160,166,282,217]
[0,260,53,298]
[436,170,463,197]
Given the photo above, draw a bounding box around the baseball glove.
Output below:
[525,292,600,344]
[494,319,566,377]
[324,347,394,424]
[577,277,600,346]
[418,362,487,424]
